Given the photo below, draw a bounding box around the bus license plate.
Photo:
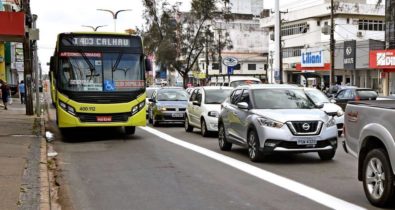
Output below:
[97,116,112,122]
[297,139,317,145]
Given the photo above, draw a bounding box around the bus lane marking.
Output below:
[140,126,365,210]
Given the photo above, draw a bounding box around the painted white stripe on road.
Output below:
[141,126,365,210]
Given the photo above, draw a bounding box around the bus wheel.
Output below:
[125,126,136,135]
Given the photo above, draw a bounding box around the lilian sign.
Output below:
[301,48,324,67]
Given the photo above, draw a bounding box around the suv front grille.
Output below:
[286,121,323,136]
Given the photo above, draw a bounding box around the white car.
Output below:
[185,86,233,136]
[210,76,262,88]
[305,88,344,137]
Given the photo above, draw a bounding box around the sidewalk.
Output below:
[0,98,43,210]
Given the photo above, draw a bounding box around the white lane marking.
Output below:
[141,126,365,210]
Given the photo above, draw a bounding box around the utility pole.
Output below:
[214,25,225,75]
[274,1,287,84]
[22,0,33,115]
[205,27,209,85]
[330,0,335,85]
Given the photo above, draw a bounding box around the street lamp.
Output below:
[81,25,107,31]
[96,9,131,32]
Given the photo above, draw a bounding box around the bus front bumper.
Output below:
[57,108,146,128]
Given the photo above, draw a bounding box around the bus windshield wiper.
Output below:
[112,52,124,72]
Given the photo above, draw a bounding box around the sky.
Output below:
[30,0,377,74]
[30,0,282,74]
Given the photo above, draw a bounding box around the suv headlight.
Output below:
[257,118,284,128]
[208,111,219,118]
[327,117,336,127]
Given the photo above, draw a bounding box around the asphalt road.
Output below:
[47,113,388,210]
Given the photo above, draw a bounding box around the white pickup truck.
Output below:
[344,100,395,207]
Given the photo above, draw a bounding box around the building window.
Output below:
[282,46,304,58]
[234,64,241,70]
[281,22,309,37]
[212,63,219,70]
[358,19,384,31]
[248,64,256,70]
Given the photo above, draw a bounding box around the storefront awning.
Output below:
[0,12,25,42]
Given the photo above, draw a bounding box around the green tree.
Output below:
[142,0,232,87]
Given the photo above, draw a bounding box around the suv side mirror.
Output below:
[315,102,324,109]
[148,98,154,102]
[237,102,249,110]
[330,99,336,103]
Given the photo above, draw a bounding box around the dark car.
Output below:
[334,87,378,110]
[148,87,189,126]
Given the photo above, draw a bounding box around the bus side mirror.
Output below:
[145,58,152,72]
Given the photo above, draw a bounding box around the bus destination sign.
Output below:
[68,37,131,47]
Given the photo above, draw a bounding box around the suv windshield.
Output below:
[305,89,330,104]
[205,89,232,104]
[252,89,315,109]
[59,52,143,92]
[157,89,188,101]
[230,80,260,88]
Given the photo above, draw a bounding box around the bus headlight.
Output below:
[59,100,76,116]
[131,101,146,116]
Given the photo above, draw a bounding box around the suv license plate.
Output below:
[172,113,183,118]
[297,139,317,145]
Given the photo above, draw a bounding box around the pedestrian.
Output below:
[0,79,10,110]
[18,80,25,104]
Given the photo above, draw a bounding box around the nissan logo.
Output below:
[302,123,311,131]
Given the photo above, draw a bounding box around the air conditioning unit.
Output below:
[357,31,363,38]
[270,33,274,41]
[321,25,330,35]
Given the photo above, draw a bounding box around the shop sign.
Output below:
[301,48,324,67]
[344,40,356,69]
[223,57,238,67]
[370,50,395,69]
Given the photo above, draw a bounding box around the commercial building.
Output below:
[260,0,385,89]
[196,0,269,83]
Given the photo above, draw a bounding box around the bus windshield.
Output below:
[59,52,143,92]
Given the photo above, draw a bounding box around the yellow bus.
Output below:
[49,32,150,135]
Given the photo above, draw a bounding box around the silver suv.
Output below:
[218,84,338,162]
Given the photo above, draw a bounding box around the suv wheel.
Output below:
[318,149,336,161]
[218,123,232,151]
[248,129,264,162]
[185,116,193,132]
[201,119,209,137]
[363,149,395,207]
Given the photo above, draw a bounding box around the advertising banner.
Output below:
[344,40,356,69]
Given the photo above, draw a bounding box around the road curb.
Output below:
[40,136,51,210]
